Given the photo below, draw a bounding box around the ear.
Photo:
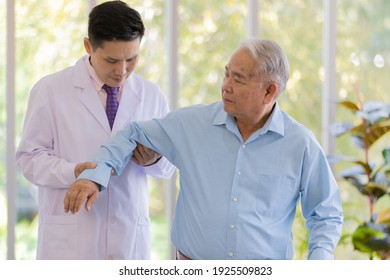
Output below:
[264,82,278,104]
[83,37,93,55]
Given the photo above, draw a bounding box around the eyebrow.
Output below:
[106,54,139,61]
[225,65,247,80]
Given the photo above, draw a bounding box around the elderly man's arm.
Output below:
[301,144,344,259]
[63,114,179,214]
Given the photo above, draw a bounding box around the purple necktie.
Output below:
[102,84,119,129]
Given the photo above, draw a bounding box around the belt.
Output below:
[176,250,192,260]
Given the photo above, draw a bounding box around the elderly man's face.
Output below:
[221,49,272,123]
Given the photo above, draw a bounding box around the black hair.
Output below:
[88,1,145,50]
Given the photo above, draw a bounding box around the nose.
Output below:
[221,76,232,94]
[114,60,127,76]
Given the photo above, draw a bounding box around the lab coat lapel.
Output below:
[111,76,141,134]
[79,88,111,134]
[73,57,111,135]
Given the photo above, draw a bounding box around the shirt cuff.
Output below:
[308,248,335,260]
[78,161,112,191]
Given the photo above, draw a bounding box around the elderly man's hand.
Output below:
[64,179,99,214]
[131,143,162,166]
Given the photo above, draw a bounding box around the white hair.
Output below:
[238,38,290,95]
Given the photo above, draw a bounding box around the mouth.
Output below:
[223,97,233,104]
[110,77,124,85]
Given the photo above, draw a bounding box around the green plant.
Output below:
[331,97,390,259]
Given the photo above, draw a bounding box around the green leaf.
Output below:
[339,160,372,176]
[338,100,361,112]
[383,148,390,165]
[376,209,390,226]
[363,123,390,149]
[352,222,390,255]
[342,176,366,194]
[347,123,366,139]
[386,170,390,183]
[340,116,390,150]
[364,182,389,200]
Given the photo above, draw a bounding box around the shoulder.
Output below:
[281,110,321,146]
[129,73,162,93]
[176,101,220,114]
[170,102,221,122]
[124,73,167,105]
[279,111,326,160]
[29,64,77,98]
[38,66,70,82]
[33,58,83,90]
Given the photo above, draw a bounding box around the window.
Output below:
[2,0,389,260]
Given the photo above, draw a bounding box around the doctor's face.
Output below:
[84,38,140,87]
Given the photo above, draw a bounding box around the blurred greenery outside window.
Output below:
[1,0,389,260]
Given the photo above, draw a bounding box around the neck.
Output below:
[236,107,274,142]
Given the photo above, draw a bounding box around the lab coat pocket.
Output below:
[256,174,298,218]
[135,216,151,259]
[41,215,78,260]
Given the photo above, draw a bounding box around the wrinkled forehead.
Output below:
[227,48,259,77]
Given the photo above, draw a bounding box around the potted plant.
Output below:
[331,96,390,259]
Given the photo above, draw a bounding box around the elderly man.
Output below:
[64,38,343,260]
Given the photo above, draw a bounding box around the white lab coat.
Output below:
[15,56,175,259]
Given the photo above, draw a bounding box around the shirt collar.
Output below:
[83,55,105,91]
[260,103,285,136]
[212,101,285,137]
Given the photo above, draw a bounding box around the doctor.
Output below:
[15,1,174,260]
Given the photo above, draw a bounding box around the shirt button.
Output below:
[242,144,246,148]
[228,252,234,257]
[230,224,235,229]
[237,170,241,175]
[233,197,238,202]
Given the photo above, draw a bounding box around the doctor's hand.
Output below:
[64,179,99,214]
[131,143,162,166]
[74,162,97,178]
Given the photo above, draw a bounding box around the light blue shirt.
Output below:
[80,101,343,260]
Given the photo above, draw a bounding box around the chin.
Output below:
[222,103,232,114]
